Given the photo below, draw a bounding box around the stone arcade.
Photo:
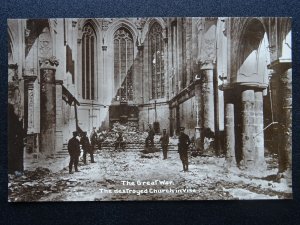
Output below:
[8,17,292,175]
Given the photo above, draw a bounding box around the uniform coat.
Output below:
[68,136,81,172]
[160,132,169,159]
[178,132,191,171]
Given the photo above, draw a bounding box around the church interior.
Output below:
[8,17,292,175]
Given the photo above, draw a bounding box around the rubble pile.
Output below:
[8,167,80,202]
[111,121,138,133]
[103,122,149,146]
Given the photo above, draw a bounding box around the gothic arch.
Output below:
[236,18,271,84]
[7,27,14,63]
[78,18,101,36]
[77,18,101,102]
[105,19,138,44]
[142,18,167,41]
[103,20,138,102]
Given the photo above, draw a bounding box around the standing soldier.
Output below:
[97,131,105,150]
[80,131,95,164]
[115,131,125,151]
[68,131,81,174]
[178,127,191,172]
[159,129,169,160]
[145,124,155,148]
[90,127,97,152]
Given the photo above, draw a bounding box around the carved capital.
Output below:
[55,79,63,85]
[40,56,59,70]
[137,44,144,51]
[198,60,215,70]
[8,63,18,70]
[268,58,292,74]
[8,64,19,83]
[23,75,37,90]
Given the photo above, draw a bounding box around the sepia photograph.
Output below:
[7,17,292,201]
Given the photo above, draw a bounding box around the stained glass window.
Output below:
[149,22,164,99]
[114,28,134,101]
[82,24,96,100]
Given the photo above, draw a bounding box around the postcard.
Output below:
[7,17,292,201]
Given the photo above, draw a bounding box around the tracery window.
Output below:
[82,24,96,100]
[114,28,134,101]
[149,22,164,99]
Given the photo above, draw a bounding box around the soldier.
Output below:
[68,131,81,174]
[178,127,191,172]
[97,131,105,150]
[159,129,169,160]
[115,131,125,151]
[145,124,155,148]
[80,131,95,164]
[90,127,97,151]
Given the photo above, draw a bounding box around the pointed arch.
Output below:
[105,19,138,43]
[148,21,165,99]
[113,27,134,101]
[81,21,97,100]
[7,26,14,63]
[142,18,166,41]
[236,18,271,84]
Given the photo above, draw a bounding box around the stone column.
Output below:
[225,102,236,167]
[137,44,144,104]
[23,75,37,134]
[55,80,63,153]
[176,18,183,93]
[40,57,59,155]
[269,60,292,174]
[254,91,266,169]
[278,68,292,173]
[201,63,215,133]
[241,89,255,169]
[194,81,202,141]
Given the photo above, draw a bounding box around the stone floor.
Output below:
[9,148,293,202]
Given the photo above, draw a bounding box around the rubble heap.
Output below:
[8,167,80,202]
[103,122,148,145]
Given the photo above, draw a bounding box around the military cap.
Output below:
[180,127,185,131]
[72,131,78,135]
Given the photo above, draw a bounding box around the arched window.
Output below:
[82,23,96,100]
[114,28,134,101]
[149,22,164,99]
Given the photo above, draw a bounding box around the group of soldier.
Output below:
[67,125,192,174]
[67,131,97,174]
[146,124,191,172]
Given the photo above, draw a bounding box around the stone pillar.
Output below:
[269,60,292,174]
[241,89,255,169]
[55,80,63,153]
[225,103,236,167]
[194,81,202,141]
[176,18,183,93]
[23,74,38,157]
[278,68,292,173]
[23,75,37,134]
[254,91,266,169]
[40,57,59,155]
[201,64,215,133]
[137,44,144,104]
